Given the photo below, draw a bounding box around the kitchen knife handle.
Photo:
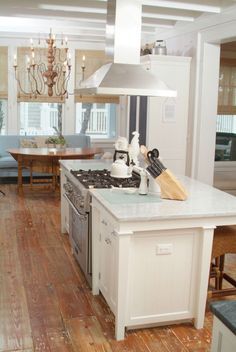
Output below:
[140,145,150,164]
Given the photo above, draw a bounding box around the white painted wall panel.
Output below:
[142,55,191,174]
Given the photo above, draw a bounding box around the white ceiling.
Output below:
[0,0,236,45]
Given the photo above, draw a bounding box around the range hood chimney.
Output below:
[76,0,176,97]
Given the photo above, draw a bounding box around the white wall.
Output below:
[161,32,198,177]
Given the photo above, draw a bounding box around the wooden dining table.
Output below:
[8,147,103,192]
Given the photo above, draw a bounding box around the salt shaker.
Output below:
[139,169,148,195]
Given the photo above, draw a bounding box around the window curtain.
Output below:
[17,47,66,103]
[74,49,119,104]
[0,46,8,99]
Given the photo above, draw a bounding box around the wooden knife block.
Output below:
[155,169,188,201]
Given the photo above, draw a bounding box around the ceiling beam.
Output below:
[141,0,221,14]
[142,17,175,27]
[142,11,195,22]
[39,3,107,14]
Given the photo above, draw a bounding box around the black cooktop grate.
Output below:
[70,169,140,189]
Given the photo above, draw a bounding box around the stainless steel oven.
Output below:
[63,168,140,288]
[63,180,92,287]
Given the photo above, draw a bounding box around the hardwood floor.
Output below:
[0,184,235,352]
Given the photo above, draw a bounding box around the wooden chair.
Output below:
[209,225,236,298]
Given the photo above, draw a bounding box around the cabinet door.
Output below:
[100,217,111,301]
[108,230,117,313]
[99,215,117,314]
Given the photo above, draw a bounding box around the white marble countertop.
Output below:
[60,159,236,223]
[91,176,236,222]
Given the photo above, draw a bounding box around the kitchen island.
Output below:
[60,160,236,340]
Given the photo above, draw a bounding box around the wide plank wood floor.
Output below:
[0,184,235,352]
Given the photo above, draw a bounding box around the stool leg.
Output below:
[215,257,220,290]
[219,255,225,290]
[30,163,33,188]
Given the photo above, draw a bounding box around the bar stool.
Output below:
[209,225,236,298]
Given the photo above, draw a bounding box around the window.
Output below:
[0,47,7,135]
[215,115,236,161]
[76,103,117,139]
[0,99,7,135]
[74,49,119,139]
[20,102,62,135]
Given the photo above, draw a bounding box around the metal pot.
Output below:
[154,40,167,55]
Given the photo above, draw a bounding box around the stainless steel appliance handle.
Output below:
[63,193,87,219]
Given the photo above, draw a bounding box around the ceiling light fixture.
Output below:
[13,28,71,99]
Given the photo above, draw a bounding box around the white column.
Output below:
[115,232,132,340]
[194,226,215,329]
[192,41,220,184]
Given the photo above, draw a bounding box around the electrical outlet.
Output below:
[156,243,173,255]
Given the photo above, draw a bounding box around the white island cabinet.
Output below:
[91,178,236,340]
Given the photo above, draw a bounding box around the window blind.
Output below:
[0,47,8,99]
[74,49,119,104]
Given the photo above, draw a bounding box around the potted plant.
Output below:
[45,135,66,148]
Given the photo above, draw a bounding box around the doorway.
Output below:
[214,41,236,195]
[191,20,236,186]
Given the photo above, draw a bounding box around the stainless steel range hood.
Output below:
[76,0,176,98]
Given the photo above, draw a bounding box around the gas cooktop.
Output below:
[70,169,140,189]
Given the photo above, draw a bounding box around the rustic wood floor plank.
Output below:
[84,292,116,340]
[10,349,34,352]
[31,326,74,352]
[137,327,188,352]
[54,283,94,320]
[110,329,170,352]
[0,213,33,351]
[171,323,211,352]
[66,316,113,352]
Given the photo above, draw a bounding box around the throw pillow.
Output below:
[34,136,47,148]
[20,138,38,148]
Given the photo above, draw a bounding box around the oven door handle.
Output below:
[63,193,87,219]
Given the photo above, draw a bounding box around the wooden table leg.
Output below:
[52,160,57,191]
[18,155,23,194]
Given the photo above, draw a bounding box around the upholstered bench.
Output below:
[210,301,236,352]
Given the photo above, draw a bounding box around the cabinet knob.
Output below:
[105,238,111,244]
[101,219,108,226]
